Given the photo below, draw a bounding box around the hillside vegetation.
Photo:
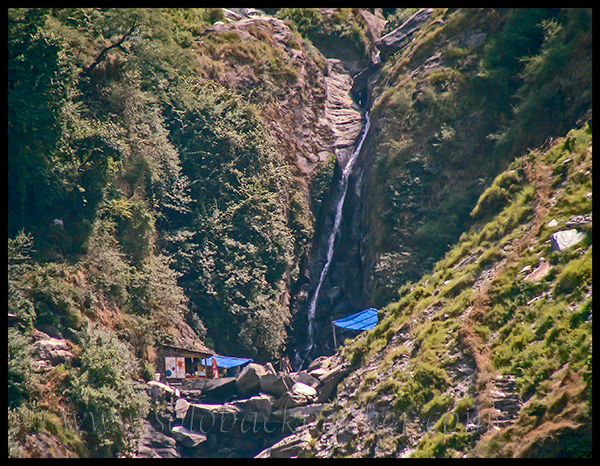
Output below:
[363,8,592,306]
[314,123,592,457]
[9,7,321,456]
[8,8,592,458]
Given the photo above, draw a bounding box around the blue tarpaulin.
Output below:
[333,308,378,331]
[207,355,253,368]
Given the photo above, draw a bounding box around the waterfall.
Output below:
[297,112,371,368]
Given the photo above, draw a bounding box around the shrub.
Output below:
[553,248,592,298]
[8,328,36,409]
[471,169,523,220]
[68,322,149,457]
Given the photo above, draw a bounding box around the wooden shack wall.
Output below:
[155,345,211,381]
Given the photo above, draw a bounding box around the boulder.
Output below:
[291,371,321,389]
[32,334,75,366]
[255,428,313,458]
[291,381,317,398]
[236,363,267,398]
[551,229,587,251]
[148,380,180,402]
[375,8,434,57]
[171,425,207,448]
[259,372,294,397]
[273,382,317,410]
[175,398,190,420]
[201,377,238,403]
[316,364,351,403]
[136,419,179,458]
[232,394,275,419]
[524,259,550,282]
[184,402,243,435]
[307,355,331,373]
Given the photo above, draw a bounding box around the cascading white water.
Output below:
[299,112,371,367]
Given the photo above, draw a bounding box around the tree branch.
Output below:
[85,17,138,75]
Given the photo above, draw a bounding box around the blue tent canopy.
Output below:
[333,308,378,331]
[207,355,253,368]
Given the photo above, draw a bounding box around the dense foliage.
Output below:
[8,8,592,458]
[8,8,307,456]
[164,82,295,359]
[7,8,306,363]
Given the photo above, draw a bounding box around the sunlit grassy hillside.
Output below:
[324,122,592,457]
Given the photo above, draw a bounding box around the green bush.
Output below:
[8,328,36,409]
[471,169,523,220]
[68,322,149,457]
[553,248,592,298]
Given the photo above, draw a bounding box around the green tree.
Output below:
[167,83,293,360]
[8,8,68,235]
[68,322,149,457]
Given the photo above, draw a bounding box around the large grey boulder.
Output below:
[171,425,207,448]
[259,372,294,397]
[236,363,267,398]
[231,393,275,420]
[273,382,318,410]
[292,371,321,389]
[201,377,238,403]
[136,419,179,458]
[375,8,434,57]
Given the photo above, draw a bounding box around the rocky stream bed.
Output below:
[136,353,350,458]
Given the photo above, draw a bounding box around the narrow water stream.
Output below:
[296,112,371,369]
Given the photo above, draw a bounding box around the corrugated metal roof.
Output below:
[333,308,378,331]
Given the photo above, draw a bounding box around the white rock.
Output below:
[551,229,587,251]
[291,382,317,398]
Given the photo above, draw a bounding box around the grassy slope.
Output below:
[320,122,592,458]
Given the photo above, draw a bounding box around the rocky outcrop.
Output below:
[31,330,75,370]
[324,59,364,169]
[138,353,349,458]
[375,8,434,57]
[490,375,522,428]
[236,363,269,398]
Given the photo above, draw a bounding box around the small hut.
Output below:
[156,342,214,383]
